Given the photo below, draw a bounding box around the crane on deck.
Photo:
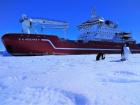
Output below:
[20,14,69,34]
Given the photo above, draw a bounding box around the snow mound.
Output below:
[1,87,89,105]
[0,51,11,56]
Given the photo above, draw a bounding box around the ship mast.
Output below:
[91,8,97,18]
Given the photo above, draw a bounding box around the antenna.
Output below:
[91,8,96,18]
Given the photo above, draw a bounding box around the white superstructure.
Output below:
[78,10,134,43]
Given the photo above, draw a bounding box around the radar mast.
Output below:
[91,8,97,18]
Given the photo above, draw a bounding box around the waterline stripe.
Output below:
[41,39,140,51]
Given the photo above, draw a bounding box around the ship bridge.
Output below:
[78,16,105,29]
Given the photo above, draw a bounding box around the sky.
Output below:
[0,0,140,50]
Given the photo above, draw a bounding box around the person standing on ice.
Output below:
[121,43,131,61]
[96,52,105,61]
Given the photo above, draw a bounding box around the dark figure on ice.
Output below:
[96,52,105,61]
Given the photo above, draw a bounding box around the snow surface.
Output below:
[0,54,140,105]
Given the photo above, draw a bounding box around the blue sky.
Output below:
[0,0,140,50]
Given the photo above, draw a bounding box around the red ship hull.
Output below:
[2,33,140,56]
